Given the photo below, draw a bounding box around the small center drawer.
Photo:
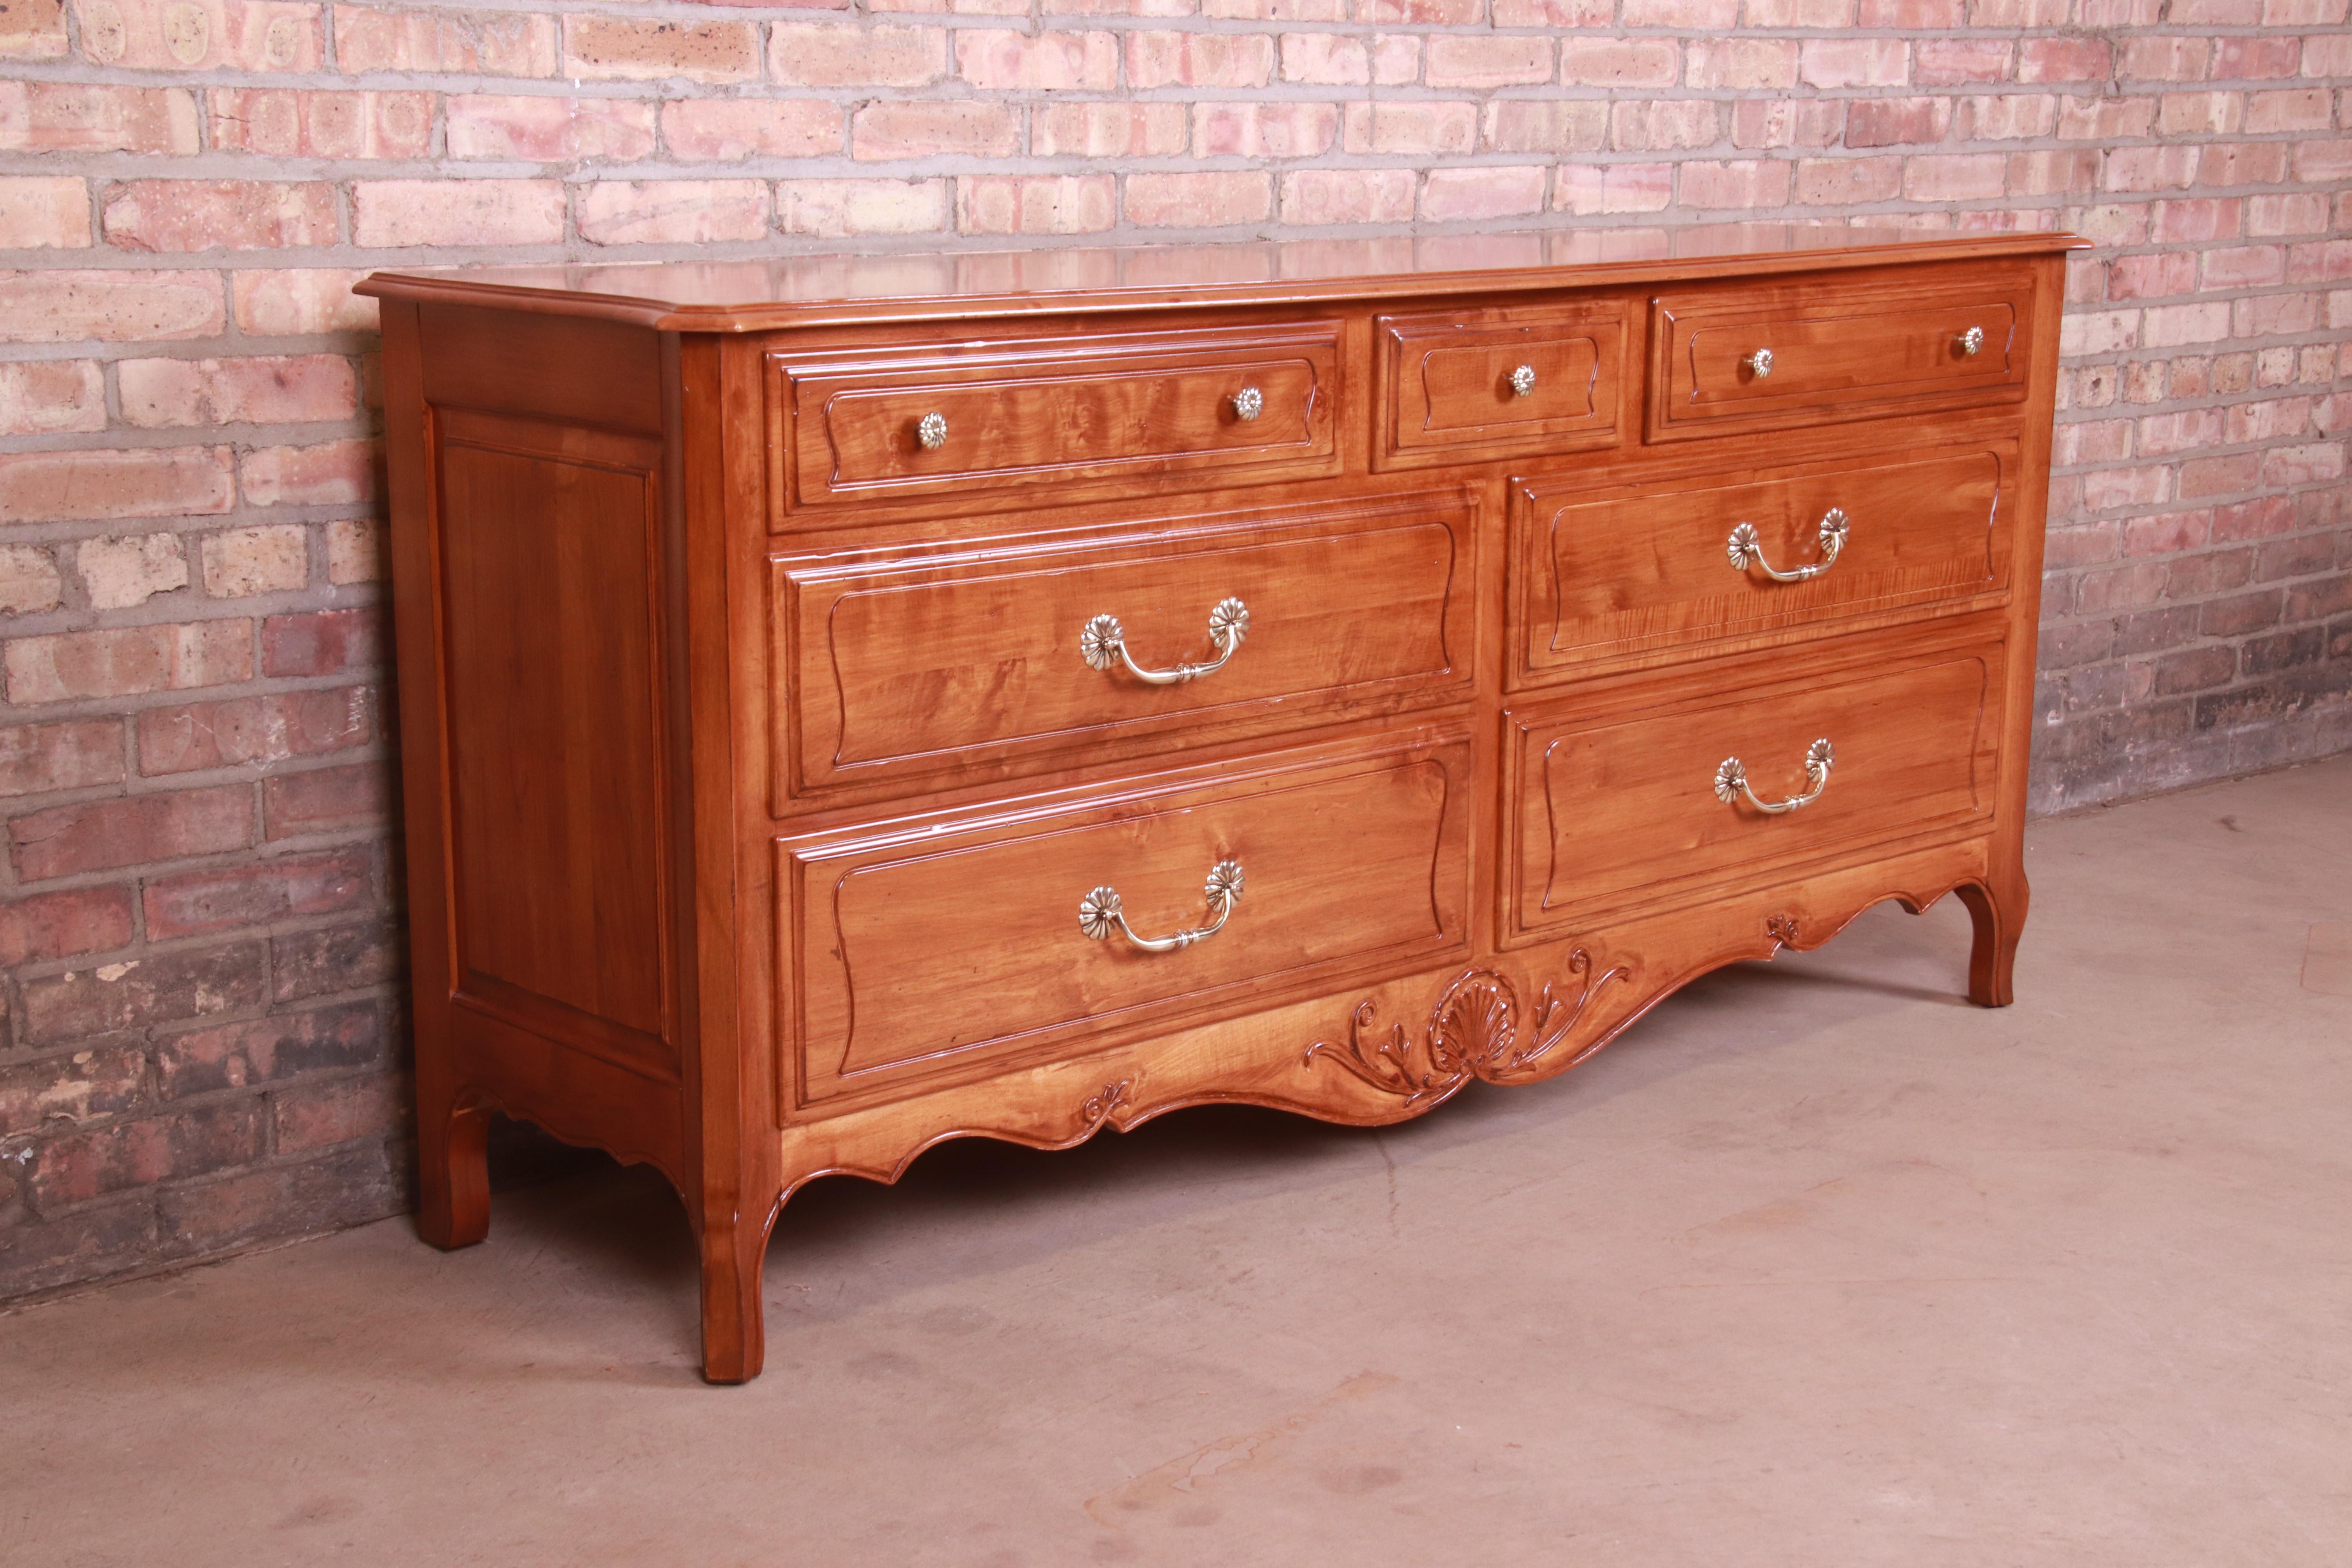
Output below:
[768,322,1339,519]
[1648,267,2033,441]
[772,492,1475,805]
[779,731,1474,1110]
[1503,630,2003,941]
[1375,301,1628,468]
[1512,443,2015,682]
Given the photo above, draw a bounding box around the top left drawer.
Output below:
[767,322,1342,523]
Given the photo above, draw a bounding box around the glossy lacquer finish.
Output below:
[359,226,2084,1383]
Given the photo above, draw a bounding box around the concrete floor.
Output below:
[6,755,2350,1566]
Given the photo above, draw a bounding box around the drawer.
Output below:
[1511,443,2014,683]
[1647,268,2033,442]
[767,322,1339,519]
[779,731,1475,1109]
[1503,631,2002,941]
[1375,301,1628,468]
[773,492,1476,804]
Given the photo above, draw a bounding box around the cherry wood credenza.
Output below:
[361,225,2083,1383]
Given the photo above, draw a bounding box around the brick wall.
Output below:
[2,0,2347,1301]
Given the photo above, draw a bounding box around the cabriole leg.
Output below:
[699,1206,773,1385]
[417,1099,492,1251]
[1956,877,2028,1009]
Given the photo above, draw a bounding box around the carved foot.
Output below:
[416,1100,491,1251]
[1955,877,2027,1009]
[699,1207,772,1385]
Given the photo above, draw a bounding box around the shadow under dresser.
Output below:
[358,223,2086,1383]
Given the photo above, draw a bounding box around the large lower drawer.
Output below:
[1511,443,2014,682]
[1503,629,2003,942]
[779,730,1475,1110]
[772,492,1475,804]
[767,321,1339,519]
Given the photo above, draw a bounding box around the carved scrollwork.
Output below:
[1766,914,1801,950]
[1079,1078,1132,1131]
[1304,952,1631,1107]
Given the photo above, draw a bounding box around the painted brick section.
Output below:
[0,0,2346,1308]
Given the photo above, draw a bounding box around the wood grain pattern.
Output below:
[773,491,1473,803]
[1512,443,2014,681]
[1647,263,2034,442]
[770,322,1339,517]
[366,233,2076,1381]
[1503,623,2003,940]
[1375,301,1628,468]
[779,728,1475,1111]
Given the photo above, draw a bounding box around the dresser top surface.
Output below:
[357,223,2085,333]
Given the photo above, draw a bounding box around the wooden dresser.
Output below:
[360,225,2083,1383]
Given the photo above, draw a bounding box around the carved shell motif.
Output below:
[1305,953,1630,1109]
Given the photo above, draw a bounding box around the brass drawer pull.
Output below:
[1509,363,1537,397]
[1743,347,1773,379]
[1080,859,1246,953]
[1715,738,1835,815]
[915,411,948,450]
[1956,325,1985,357]
[1230,385,1264,421]
[1080,595,1249,686]
[1727,507,1849,583]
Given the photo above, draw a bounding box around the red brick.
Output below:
[447,95,658,161]
[768,22,944,85]
[774,178,949,237]
[1903,153,2007,202]
[259,608,381,678]
[0,175,89,248]
[208,88,432,157]
[1339,101,1472,156]
[1425,34,1551,87]
[1279,33,1370,84]
[0,269,223,342]
[1558,38,1677,87]
[0,1200,157,1298]
[76,0,322,73]
[0,446,232,523]
[0,885,136,967]
[117,354,357,428]
[1844,96,1949,148]
[2213,36,2299,78]
[1913,38,2010,84]
[1684,38,1797,91]
[1679,159,1791,208]
[660,99,838,161]
[11,784,254,881]
[102,180,336,252]
[260,762,390,839]
[1480,101,1606,154]
[0,360,102,436]
[156,1000,382,1098]
[1730,99,1846,149]
[271,919,396,999]
[143,845,373,940]
[0,719,124,799]
[239,439,377,505]
[1612,100,1721,152]
[1123,171,1272,228]
[0,1045,143,1137]
[0,0,67,57]
[5,621,251,707]
[350,180,564,247]
[0,82,198,153]
[849,101,1019,160]
[27,1101,262,1211]
[137,687,374,778]
[1128,30,1275,89]
[330,2,556,75]
[1031,102,1188,158]
[1800,37,1907,89]
[1278,167,1416,225]
[957,28,1117,88]
[154,1140,397,1258]
[578,180,770,245]
[2018,36,2110,81]
[1553,162,1674,215]
[561,14,759,83]
[1796,157,1904,205]
[955,174,1117,235]
[273,1073,405,1152]
[230,269,374,335]
[1420,166,1548,222]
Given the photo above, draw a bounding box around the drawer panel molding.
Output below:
[773,491,1477,805]
[1376,301,1629,468]
[768,321,1341,519]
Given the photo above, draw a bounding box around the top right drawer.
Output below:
[1646,266,2035,443]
